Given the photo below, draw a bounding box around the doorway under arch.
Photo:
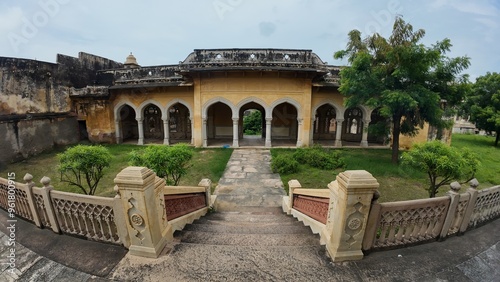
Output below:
[313,104,337,145]
[342,107,363,144]
[206,102,233,146]
[143,104,163,143]
[239,102,265,147]
[119,105,138,143]
[168,103,192,144]
[368,108,389,145]
[271,102,298,146]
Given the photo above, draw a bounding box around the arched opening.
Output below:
[313,104,337,145]
[368,108,389,145]
[271,102,298,146]
[207,102,233,146]
[143,104,163,143]
[119,105,138,143]
[342,107,363,144]
[239,102,265,147]
[168,103,191,144]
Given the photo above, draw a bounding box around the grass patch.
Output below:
[0,144,233,197]
[272,134,500,202]
[451,134,500,187]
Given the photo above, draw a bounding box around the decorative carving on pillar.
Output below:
[127,198,145,241]
[345,202,364,245]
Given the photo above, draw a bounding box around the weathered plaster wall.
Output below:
[0,115,78,170]
[0,52,122,164]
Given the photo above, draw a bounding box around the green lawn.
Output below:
[1,134,497,202]
[0,145,233,197]
[272,134,500,202]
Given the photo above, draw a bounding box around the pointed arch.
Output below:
[269,98,302,119]
[202,97,237,119]
[236,96,268,118]
[137,99,166,119]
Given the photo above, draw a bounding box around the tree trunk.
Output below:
[495,130,499,146]
[391,115,402,164]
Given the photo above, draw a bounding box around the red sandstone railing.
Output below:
[292,194,329,224]
[164,193,207,220]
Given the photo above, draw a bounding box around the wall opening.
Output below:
[168,103,191,144]
[206,102,233,146]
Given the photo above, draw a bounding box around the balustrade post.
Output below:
[459,178,479,233]
[198,178,212,208]
[321,170,379,262]
[439,182,462,239]
[23,173,41,228]
[285,180,301,215]
[39,177,60,233]
[362,190,381,251]
[114,166,173,258]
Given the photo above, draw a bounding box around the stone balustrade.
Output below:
[283,172,500,262]
[0,167,212,258]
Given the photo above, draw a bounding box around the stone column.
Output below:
[232,118,239,148]
[321,170,379,262]
[335,119,344,147]
[115,121,122,144]
[190,118,194,145]
[361,119,370,148]
[202,118,208,147]
[114,167,173,258]
[265,118,272,148]
[163,118,169,145]
[24,173,41,228]
[296,118,303,147]
[137,118,144,145]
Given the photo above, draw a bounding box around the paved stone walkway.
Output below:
[213,149,285,210]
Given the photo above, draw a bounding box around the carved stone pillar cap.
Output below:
[114,166,155,189]
[469,178,479,188]
[450,181,461,192]
[198,178,212,187]
[24,173,33,182]
[40,176,51,186]
[337,170,379,190]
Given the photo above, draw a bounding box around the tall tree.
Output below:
[334,17,470,163]
[464,72,500,146]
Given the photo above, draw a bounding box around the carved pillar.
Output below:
[39,177,60,233]
[335,119,344,147]
[361,119,370,148]
[190,118,194,145]
[24,173,41,228]
[198,178,212,208]
[163,118,169,145]
[322,170,379,262]
[296,118,303,147]
[265,118,272,148]
[137,118,144,145]
[202,118,208,147]
[232,118,239,148]
[115,121,122,144]
[114,167,173,258]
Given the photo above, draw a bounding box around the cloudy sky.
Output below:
[1,0,499,79]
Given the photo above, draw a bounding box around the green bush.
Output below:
[129,143,194,185]
[271,154,299,174]
[58,145,112,195]
[402,141,480,198]
[293,146,345,170]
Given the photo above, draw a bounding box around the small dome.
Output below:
[124,52,139,68]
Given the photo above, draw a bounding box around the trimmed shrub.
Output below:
[293,146,345,170]
[271,154,299,174]
[129,143,194,185]
[58,145,112,195]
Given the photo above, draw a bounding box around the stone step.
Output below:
[192,218,302,227]
[183,222,312,234]
[163,244,337,281]
[175,230,320,246]
[202,212,299,223]
[214,195,284,210]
